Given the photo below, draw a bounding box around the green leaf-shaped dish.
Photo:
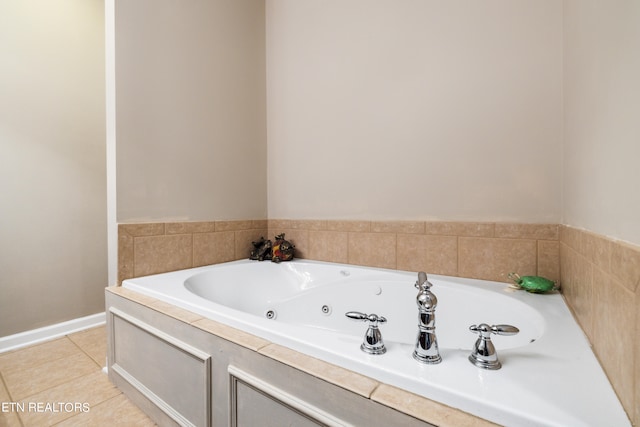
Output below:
[508,273,558,293]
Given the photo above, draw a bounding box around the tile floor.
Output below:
[0,326,155,426]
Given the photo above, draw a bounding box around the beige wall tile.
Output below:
[495,223,558,240]
[165,221,216,234]
[371,221,425,234]
[561,223,640,422]
[326,220,371,232]
[425,221,495,237]
[397,234,457,276]
[591,270,635,415]
[251,219,268,229]
[537,240,560,283]
[117,220,279,284]
[193,231,235,267]
[610,240,640,293]
[268,219,290,230]
[459,237,537,283]
[348,232,396,269]
[270,219,325,231]
[134,234,192,277]
[215,220,253,232]
[560,225,582,251]
[582,230,612,272]
[117,232,134,284]
[282,219,327,230]
[559,243,571,291]
[307,231,349,263]
[560,244,595,339]
[118,223,164,237]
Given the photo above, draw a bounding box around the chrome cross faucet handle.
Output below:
[468,323,519,370]
[413,272,442,364]
[345,311,387,355]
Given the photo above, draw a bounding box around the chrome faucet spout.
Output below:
[417,271,428,288]
[413,272,442,364]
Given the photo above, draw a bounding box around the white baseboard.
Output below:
[0,312,106,354]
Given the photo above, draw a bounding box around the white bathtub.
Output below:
[122,259,630,427]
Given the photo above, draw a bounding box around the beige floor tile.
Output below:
[0,378,22,427]
[55,394,156,427]
[67,326,107,367]
[0,338,79,374]
[3,352,98,400]
[1,373,11,400]
[0,410,22,427]
[17,371,120,426]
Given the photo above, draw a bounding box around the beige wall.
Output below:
[266,0,563,222]
[0,1,106,336]
[115,0,267,222]
[563,0,640,246]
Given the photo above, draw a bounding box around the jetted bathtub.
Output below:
[122,259,630,427]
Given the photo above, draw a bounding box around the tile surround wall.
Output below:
[117,220,267,284]
[268,220,559,284]
[117,219,639,424]
[118,219,559,285]
[560,226,640,425]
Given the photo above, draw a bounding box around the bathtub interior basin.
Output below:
[184,262,544,350]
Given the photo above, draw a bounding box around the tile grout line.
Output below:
[0,366,24,427]
[0,369,17,405]
[456,235,460,277]
[132,235,137,279]
[66,335,103,370]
